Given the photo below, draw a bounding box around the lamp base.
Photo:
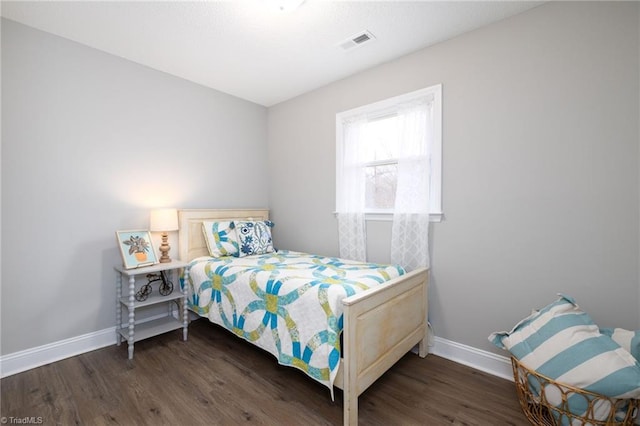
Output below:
[158,232,172,263]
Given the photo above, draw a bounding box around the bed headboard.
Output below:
[177,209,270,262]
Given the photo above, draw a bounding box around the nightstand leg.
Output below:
[182,267,189,341]
[128,274,135,359]
[116,272,122,346]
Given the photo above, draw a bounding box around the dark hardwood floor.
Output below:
[1,319,529,425]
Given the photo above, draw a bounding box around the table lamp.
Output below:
[150,208,179,263]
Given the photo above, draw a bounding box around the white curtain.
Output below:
[390,100,432,271]
[336,114,368,261]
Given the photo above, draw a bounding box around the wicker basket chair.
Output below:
[511,357,640,426]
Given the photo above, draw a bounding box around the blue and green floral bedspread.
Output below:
[182,250,405,390]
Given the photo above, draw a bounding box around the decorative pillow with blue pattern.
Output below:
[489,294,640,423]
[202,221,239,257]
[236,220,275,257]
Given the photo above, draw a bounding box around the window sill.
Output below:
[334,212,444,223]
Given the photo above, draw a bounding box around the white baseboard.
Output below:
[0,310,187,378]
[430,335,513,381]
[0,327,117,378]
[2,322,512,382]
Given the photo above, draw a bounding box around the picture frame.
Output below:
[116,230,158,269]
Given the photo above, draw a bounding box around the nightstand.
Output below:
[115,260,189,359]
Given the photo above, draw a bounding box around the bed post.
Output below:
[340,268,429,426]
[343,386,358,426]
[418,272,429,358]
[343,301,358,426]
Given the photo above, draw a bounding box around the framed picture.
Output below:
[116,230,158,269]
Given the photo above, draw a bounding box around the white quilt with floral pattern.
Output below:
[182,250,405,390]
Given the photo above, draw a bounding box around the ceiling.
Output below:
[1,1,544,107]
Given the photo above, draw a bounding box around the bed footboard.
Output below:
[338,267,429,426]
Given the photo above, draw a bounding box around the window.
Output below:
[336,84,442,221]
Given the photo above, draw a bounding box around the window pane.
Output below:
[362,115,399,162]
[336,84,442,217]
[365,163,397,209]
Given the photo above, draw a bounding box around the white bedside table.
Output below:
[115,259,189,359]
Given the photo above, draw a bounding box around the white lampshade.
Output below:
[150,208,178,232]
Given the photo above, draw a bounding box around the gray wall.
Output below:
[1,19,268,355]
[268,1,640,356]
[3,2,639,363]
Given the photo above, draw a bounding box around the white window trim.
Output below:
[335,84,443,222]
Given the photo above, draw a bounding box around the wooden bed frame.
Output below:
[177,209,429,426]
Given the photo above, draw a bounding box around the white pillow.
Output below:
[202,221,239,257]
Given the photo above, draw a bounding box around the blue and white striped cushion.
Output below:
[601,327,640,362]
[604,329,640,424]
[489,294,640,403]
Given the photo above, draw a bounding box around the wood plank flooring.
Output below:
[1,319,529,425]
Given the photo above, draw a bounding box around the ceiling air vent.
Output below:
[338,30,376,52]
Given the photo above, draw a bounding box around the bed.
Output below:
[178,209,429,426]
